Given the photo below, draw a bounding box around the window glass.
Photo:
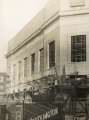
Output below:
[49,41,55,68]
[24,57,28,80]
[31,53,35,74]
[13,64,16,83]
[18,61,22,82]
[40,48,44,72]
[71,35,86,62]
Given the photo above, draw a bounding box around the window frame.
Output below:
[71,35,86,62]
[31,53,35,74]
[18,61,22,82]
[24,57,28,80]
[39,48,44,72]
[49,40,55,68]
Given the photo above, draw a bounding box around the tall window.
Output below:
[13,64,16,86]
[24,57,28,80]
[18,61,22,82]
[40,48,44,72]
[49,41,55,68]
[71,35,86,62]
[31,53,35,74]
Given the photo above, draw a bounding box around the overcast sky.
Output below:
[0,0,48,72]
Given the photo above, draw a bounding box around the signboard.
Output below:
[74,117,86,120]
[30,107,59,120]
[65,115,73,120]
[16,104,23,120]
[65,115,86,120]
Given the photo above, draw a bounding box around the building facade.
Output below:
[0,73,9,102]
[6,0,89,97]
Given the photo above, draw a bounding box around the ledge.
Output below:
[60,8,89,17]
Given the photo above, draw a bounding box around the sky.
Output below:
[0,0,48,72]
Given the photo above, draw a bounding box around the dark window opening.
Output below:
[24,57,28,80]
[31,53,35,74]
[40,48,44,72]
[71,35,86,62]
[18,61,22,82]
[49,41,55,68]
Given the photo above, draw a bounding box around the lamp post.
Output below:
[22,99,24,120]
[22,90,25,120]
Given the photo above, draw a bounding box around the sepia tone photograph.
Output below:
[0,0,89,120]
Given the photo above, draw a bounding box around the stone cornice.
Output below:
[6,8,89,58]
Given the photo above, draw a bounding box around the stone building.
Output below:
[0,73,9,102]
[6,0,89,99]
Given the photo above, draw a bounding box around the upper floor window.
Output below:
[18,61,22,82]
[71,35,86,62]
[31,53,35,74]
[49,41,55,68]
[24,57,28,80]
[40,48,44,72]
[13,64,16,82]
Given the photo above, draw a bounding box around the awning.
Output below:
[24,103,60,120]
[8,102,64,120]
